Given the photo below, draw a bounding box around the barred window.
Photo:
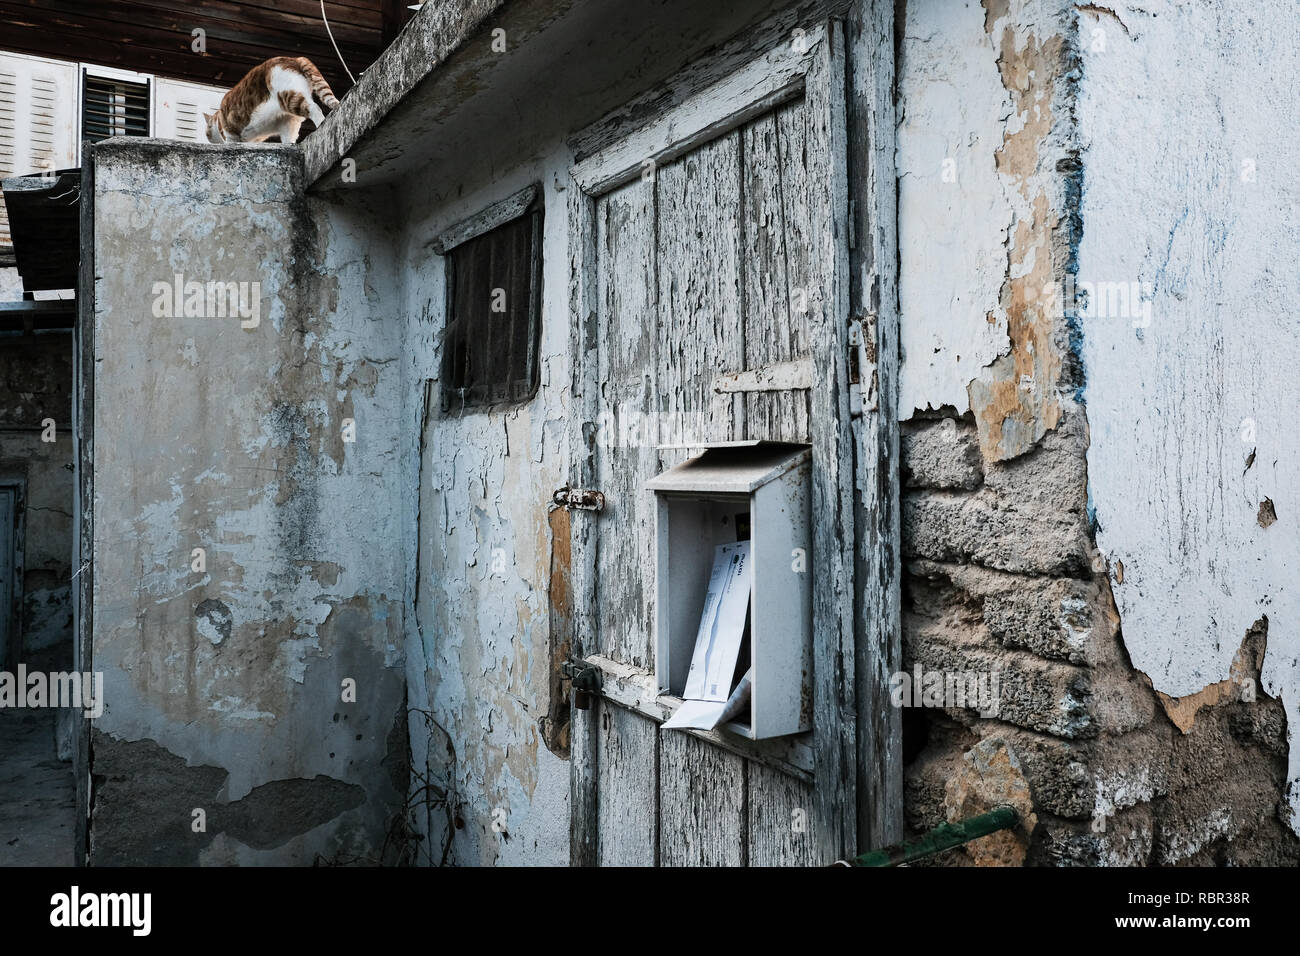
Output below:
[439,186,543,411]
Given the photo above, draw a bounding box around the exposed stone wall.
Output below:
[900,410,1297,864]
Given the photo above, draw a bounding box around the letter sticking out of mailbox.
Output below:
[646,441,812,739]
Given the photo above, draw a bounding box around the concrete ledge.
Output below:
[302,0,507,187]
[89,139,304,209]
[90,138,299,158]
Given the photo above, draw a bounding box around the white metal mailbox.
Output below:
[646,441,813,739]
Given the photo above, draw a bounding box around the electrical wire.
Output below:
[320,0,357,85]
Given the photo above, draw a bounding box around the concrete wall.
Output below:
[0,333,74,656]
[87,140,407,864]
[894,0,1297,864]
[1078,0,1300,848]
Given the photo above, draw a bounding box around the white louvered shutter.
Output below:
[152,77,227,143]
[0,52,78,248]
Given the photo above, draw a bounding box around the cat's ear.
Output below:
[202,112,213,124]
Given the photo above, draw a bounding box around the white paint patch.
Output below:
[1079,0,1300,830]
[896,0,1014,415]
[195,611,227,646]
[208,697,276,721]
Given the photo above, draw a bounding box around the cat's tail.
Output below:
[279,90,312,118]
[296,57,341,110]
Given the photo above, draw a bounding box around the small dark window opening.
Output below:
[441,198,543,411]
[82,73,150,143]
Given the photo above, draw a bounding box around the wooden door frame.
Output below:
[564,2,901,865]
[0,478,26,672]
[844,0,904,854]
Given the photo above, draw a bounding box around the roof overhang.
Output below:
[304,0,820,190]
[2,169,81,294]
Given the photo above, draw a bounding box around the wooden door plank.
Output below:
[804,19,858,863]
[594,181,658,668]
[747,762,817,866]
[740,99,813,442]
[566,180,601,867]
[569,22,827,196]
[596,701,658,866]
[846,0,904,850]
[583,653,814,779]
[658,730,746,866]
[655,131,745,467]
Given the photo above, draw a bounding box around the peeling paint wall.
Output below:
[896,0,1298,865]
[88,141,406,864]
[898,0,1080,460]
[896,0,1013,417]
[1078,0,1300,836]
[400,153,573,868]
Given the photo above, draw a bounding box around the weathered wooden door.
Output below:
[566,21,860,866]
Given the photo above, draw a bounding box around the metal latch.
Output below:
[561,660,602,710]
[553,485,606,512]
[847,315,877,418]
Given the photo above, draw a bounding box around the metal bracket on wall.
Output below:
[847,314,878,417]
[561,659,603,710]
[552,485,606,513]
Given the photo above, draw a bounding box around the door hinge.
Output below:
[552,485,606,512]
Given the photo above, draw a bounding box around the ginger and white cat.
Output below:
[204,57,340,145]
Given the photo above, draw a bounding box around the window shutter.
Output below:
[81,72,150,142]
[152,78,227,143]
[0,52,78,249]
[439,192,545,412]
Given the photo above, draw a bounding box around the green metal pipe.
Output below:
[846,805,1019,867]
